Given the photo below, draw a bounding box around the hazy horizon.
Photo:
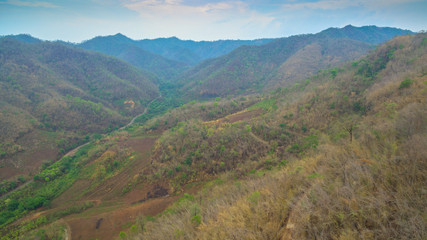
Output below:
[1,0,426,43]
[1,24,417,44]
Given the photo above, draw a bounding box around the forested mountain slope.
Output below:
[1,32,425,240]
[2,34,41,44]
[136,37,273,65]
[0,37,159,179]
[178,25,413,98]
[78,34,273,79]
[78,34,186,80]
[317,24,414,44]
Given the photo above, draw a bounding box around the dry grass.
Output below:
[128,105,426,239]
[118,33,427,240]
[128,156,317,240]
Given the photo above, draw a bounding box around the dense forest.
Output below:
[0,26,425,240]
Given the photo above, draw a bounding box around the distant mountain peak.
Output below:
[113,33,128,38]
[3,34,41,43]
[109,33,133,41]
[153,36,181,42]
[85,33,133,42]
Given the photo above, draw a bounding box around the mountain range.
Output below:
[0,25,424,240]
[77,34,273,80]
[178,25,413,98]
[0,24,414,181]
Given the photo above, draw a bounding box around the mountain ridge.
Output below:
[178,25,414,98]
[0,28,425,240]
[78,34,187,80]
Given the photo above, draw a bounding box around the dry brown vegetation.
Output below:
[116,33,427,240]
[2,33,426,240]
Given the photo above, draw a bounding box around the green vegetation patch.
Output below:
[399,78,413,89]
[248,98,277,111]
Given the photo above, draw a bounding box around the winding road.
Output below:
[119,94,161,130]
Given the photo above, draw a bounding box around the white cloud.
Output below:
[120,0,276,40]
[281,0,422,10]
[0,0,58,8]
[122,0,245,17]
[282,0,358,10]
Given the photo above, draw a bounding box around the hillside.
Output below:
[0,32,425,240]
[78,34,273,79]
[136,37,273,65]
[179,25,413,98]
[0,37,159,180]
[126,32,427,240]
[2,34,42,44]
[78,34,186,80]
[317,24,414,44]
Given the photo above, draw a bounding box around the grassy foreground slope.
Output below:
[0,37,159,180]
[123,33,427,239]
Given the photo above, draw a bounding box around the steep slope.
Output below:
[268,38,373,89]
[179,25,413,98]
[0,37,159,180]
[78,33,186,80]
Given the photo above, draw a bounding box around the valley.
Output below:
[0,26,425,240]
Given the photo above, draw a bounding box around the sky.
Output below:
[0,0,426,43]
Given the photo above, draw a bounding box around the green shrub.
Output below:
[179,193,194,202]
[119,231,127,239]
[353,101,366,114]
[184,156,192,166]
[6,199,19,211]
[248,191,261,204]
[399,78,412,89]
[23,196,46,210]
[287,144,301,153]
[191,215,201,226]
[301,125,307,133]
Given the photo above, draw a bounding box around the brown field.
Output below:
[42,135,190,239]
[1,130,58,180]
[65,196,178,240]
